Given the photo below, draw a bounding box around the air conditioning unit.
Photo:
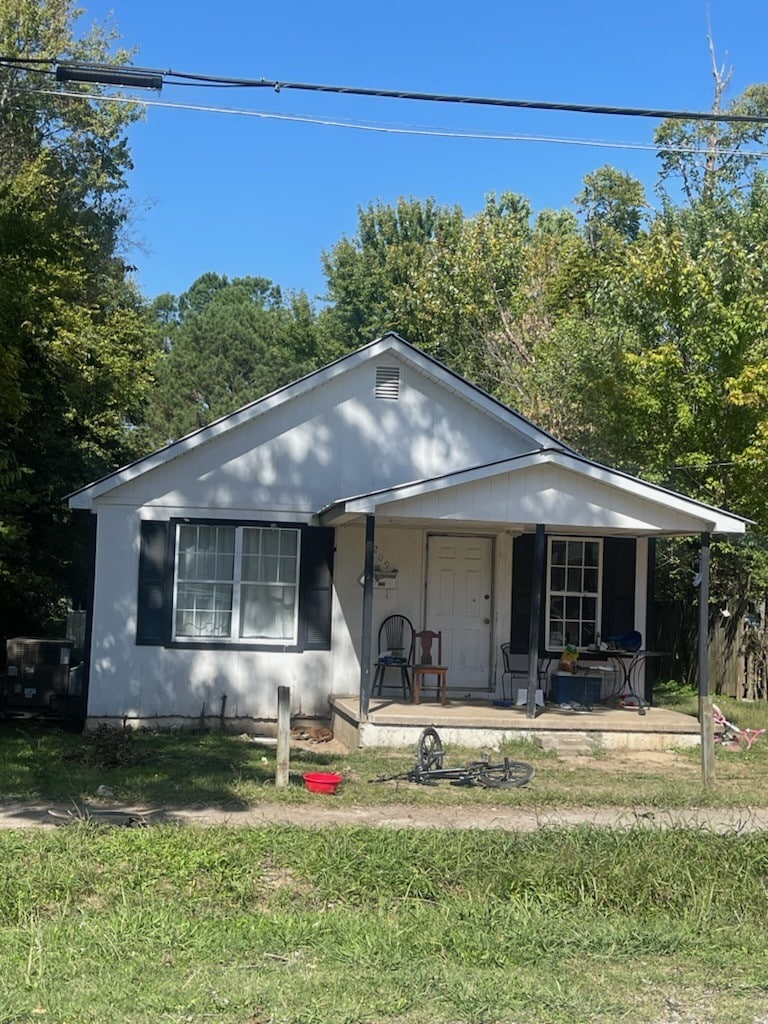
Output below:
[4,637,74,714]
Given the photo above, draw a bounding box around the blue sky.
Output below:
[75,0,768,305]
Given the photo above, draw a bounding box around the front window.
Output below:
[546,537,602,650]
[174,524,300,643]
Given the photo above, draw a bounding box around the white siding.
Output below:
[89,506,352,723]
[94,357,534,514]
[86,510,516,722]
[377,463,717,533]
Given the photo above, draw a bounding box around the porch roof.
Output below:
[316,447,750,536]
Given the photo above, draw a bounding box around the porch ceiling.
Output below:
[317,448,749,537]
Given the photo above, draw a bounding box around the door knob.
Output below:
[484,618,490,624]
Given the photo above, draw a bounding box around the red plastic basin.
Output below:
[303,772,343,795]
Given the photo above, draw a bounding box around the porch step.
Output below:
[535,732,596,756]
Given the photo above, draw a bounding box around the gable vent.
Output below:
[375,365,400,400]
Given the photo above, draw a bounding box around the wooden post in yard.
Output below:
[276,685,291,788]
[698,533,715,788]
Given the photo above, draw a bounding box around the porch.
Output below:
[330,694,701,753]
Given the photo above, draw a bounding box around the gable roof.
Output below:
[67,333,574,509]
[317,448,750,536]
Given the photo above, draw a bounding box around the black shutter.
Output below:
[510,533,537,653]
[136,521,172,645]
[300,527,335,650]
[601,537,636,642]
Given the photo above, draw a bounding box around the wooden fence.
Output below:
[654,599,767,700]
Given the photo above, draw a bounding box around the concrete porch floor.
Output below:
[330,694,701,753]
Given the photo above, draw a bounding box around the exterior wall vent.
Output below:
[375,365,400,400]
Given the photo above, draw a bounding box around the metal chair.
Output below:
[411,630,448,706]
[501,643,552,702]
[500,642,528,702]
[371,615,414,699]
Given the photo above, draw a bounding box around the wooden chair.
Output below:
[371,614,414,700]
[411,629,448,706]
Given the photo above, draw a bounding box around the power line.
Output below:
[6,56,768,125]
[41,88,768,159]
[168,74,768,126]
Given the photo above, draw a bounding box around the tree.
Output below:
[140,274,322,447]
[575,166,648,249]
[319,196,464,355]
[654,28,768,207]
[0,1,157,639]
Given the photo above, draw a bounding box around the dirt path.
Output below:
[2,800,768,832]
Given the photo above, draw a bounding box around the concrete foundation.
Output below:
[331,695,701,752]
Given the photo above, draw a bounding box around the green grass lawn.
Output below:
[2,690,768,1022]
[2,824,768,1023]
[2,689,768,811]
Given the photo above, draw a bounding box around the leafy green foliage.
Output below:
[0,1,157,637]
[655,83,768,205]
[140,272,323,447]
[317,95,768,610]
[319,195,465,355]
[575,164,648,247]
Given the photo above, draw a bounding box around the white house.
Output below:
[68,333,748,732]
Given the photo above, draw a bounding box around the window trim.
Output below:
[545,535,603,651]
[171,520,302,646]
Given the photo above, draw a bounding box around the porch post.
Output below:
[359,514,376,722]
[698,532,714,787]
[526,524,546,719]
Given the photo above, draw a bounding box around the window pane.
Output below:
[551,567,566,591]
[241,555,259,582]
[280,531,298,556]
[564,622,580,645]
[565,596,581,619]
[567,541,583,566]
[585,541,600,566]
[238,528,300,639]
[551,541,566,566]
[583,568,599,593]
[262,529,280,556]
[196,525,215,552]
[581,623,596,647]
[567,568,582,591]
[281,557,297,584]
[240,584,297,639]
[175,583,233,637]
[242,529,261,556]
[214,552,233,579]
[550,596,564,622]
[262,555,279,583]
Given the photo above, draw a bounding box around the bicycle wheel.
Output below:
[417,727,444,771]
[476,760,535,789]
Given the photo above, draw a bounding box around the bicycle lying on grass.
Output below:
[713,703,766,752]
[371,727,535,789]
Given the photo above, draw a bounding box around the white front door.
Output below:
[425,535,493,690]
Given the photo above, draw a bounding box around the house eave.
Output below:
[317,449,750,536]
